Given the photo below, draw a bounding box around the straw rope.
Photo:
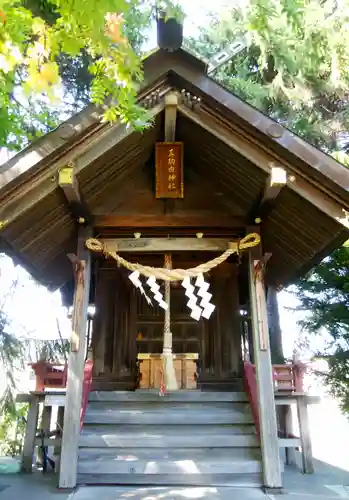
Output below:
[85,233,260,281]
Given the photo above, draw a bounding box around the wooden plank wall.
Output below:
[91,263,242,390]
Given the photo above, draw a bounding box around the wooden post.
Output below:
[267,286,284,364]
[284,405,296,466]
[297,397,314,473]
[59,226,92,488]
[21,394,40,472]
[162,253,178,391]
[41,405,52,433]
[54,406,64,455]
[248,239,282,491]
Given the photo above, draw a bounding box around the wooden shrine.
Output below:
[1,36,349,493]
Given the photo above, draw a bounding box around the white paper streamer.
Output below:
[146,276,168,310]
[182,277,202,321]
[128,271,152,306]
[195,273,216,319]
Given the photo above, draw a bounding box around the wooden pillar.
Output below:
[59,226,92,489]
[248,236,282,491]
[40,405,52,434]
[21,394,40,472]
[284,405,296,466]
[54,406,64,455]
[267,286,284,364]
[297,397,314,473]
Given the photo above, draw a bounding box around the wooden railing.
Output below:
[273,363,305,392]
[29,360,93,430]
[243,360,306,438]
[29,361,67,391]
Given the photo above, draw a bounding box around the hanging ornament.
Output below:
[128,270,152,306]
[182,276,202,321]
[146,276,168,310]
[195,273,215,319]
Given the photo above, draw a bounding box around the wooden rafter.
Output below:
[58,164,91,225]
[178,104,349,230]
[0,102,165,231]
[251,166,287,222]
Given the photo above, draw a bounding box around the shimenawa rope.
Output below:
[85,233,260,281]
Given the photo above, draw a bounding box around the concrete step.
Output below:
[88,391,248,403]
[81,424,256,436]
[79,429,259,448]
[77,472,262,487]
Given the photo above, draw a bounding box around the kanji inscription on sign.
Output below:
[155,142,184,199]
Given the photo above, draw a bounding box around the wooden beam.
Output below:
[297,396,314,473]
[0,102,165,232]
[164,92,178,141]
[100,237,237,253]
[178,105,349,230]
[262,166,287,204]
[247,227,282,491]
[58,164,92,224]
[94,214,246,228]
[59,226,92,489]
[59,165,81,204]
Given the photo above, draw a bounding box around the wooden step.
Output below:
[81,424,256,436]
[78,456,262,475]
[87,401,250,411]
[88,391,248,403]
[78,447,262,461]
[83,407,253,425]
[79,429,259,448]
[77,472,262,487]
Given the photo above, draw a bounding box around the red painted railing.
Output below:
[80,360,93,430]
[243,361,260,438]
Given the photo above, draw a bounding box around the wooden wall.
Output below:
[91,262,242,390]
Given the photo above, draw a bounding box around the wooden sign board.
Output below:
[155,142,184,199]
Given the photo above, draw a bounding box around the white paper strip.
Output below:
[146,276,168,310]
[182,277,202,321]
[195,273,216,319]
[129,271,153,306]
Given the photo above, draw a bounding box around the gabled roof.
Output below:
[0,48,348,292]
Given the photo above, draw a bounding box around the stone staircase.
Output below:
[78,390,262,487]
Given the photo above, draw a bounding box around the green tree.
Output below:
[295,245,349,413]
[0,0,183,150]
[186,0,349,156]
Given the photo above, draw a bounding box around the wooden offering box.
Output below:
[137,353,198,390]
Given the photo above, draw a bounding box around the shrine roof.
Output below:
[0,47,348,292]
